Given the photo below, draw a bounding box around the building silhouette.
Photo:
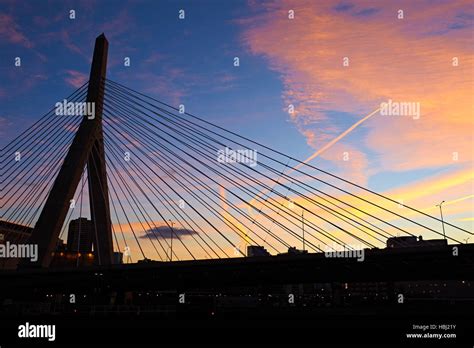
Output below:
[67,218,93,253]
[0,221,32,269]
[387,236,447,248]
[247,245,270,257]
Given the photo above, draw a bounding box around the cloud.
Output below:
[333,2,354,12]
[319,142,370,186]
[140,225,199,240]
[239,0,473,199]
[99,10,132,40]
[0,14,33,48]
[64,70,88,88]
[233,0,474,245]
[144,52,167,64]
[128,70,188,106]
[0,116,13,136]
[236,165,472,250]
[353,8,380,17]
[60,30,85,57]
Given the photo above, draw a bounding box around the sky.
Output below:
[1,0,473,260]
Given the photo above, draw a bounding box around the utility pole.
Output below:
[436,200,446,240]
[169,220,174,262]
[302,210,305,252]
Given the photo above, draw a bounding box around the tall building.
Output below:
[67,218,93,253]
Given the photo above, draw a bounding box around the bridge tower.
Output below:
[21,34,113,268]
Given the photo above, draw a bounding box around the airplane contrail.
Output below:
[249,107,381,210]
[292,107,381,172]
[423,194,474,212]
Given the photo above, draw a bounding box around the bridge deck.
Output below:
[1,244,473,293]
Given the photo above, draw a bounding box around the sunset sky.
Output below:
[1,0,473,259]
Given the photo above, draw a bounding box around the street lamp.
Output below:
[302,210,305,252]
[436,200,446,240]
[168,220,174,262]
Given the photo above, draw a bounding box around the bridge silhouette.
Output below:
[1,34,472,272]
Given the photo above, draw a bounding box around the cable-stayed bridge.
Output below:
[0,35,472,280]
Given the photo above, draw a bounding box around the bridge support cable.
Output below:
[104,79,470,242]
[102,99,354,252]
[102,116,244,257]
[104,141,195,261]
[103,115,292,254]
[88,142,144,261]
[0,81,89,159]
[101,143,172,261]
[102,92,338,251]
[2,85,89,230]
[102,86,389,249]
[103,83,409,246]
[58,168,89,241]
[105,79,471,239]
[103,82,414,246]
[3,113,85,226]
[100,122,243,257]
[103,89,390,248]
[102,105,337,252]
[102,100,320,252]
[1,84,89,181]
[2,85,88,197]
[105,166,147,261]
[102,136,216,259]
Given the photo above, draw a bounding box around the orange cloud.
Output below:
[242,0,473,158]
[240,0,473,224]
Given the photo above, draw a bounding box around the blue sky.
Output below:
[1,0,472,259]
[0,0,311,162]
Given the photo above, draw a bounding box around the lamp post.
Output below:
[436,200,446,240]
[302,210,305,252]
[168,220,174,262]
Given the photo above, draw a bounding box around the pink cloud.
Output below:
[129,71,188,106]
[33,16,49,27]
[0,116,13,136]
[0,14,33,48]
[144,52,167,64]
[64,70,88,88]
[236,0,474,230]
[60,30,86,58]
[318,142,370,187]
[240,0,474,175]
[100,10,132,40]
